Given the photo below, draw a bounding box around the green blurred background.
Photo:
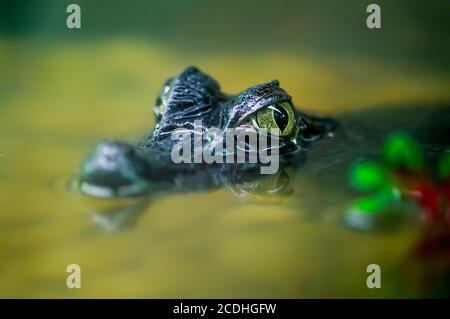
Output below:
[1,0,449,69]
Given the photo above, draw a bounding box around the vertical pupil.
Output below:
[272,104,289,132]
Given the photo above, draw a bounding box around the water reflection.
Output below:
[71,104,450,234]
[76,163,302,232]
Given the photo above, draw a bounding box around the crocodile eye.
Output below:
[254,101,295,137]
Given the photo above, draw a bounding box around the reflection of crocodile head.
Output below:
[78,167,298,232]
[74,66,335,199]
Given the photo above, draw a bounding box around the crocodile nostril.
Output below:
[78,141,151,197]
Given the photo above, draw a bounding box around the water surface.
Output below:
[0,40,449,297]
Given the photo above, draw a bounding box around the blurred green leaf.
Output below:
[352,195,386,214]
[438,152,450,180]
[350,161,387,191]
[382,132,423,171]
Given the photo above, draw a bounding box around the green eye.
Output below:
[254,101,296,137]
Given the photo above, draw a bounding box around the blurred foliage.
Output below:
[350,161,387,191]
[439,153,450,180]
[382,132,424,172]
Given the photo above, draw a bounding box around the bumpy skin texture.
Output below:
[139,67,295,151]
[76,66,335,198]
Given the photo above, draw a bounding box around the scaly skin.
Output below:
[75,66,335,198]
